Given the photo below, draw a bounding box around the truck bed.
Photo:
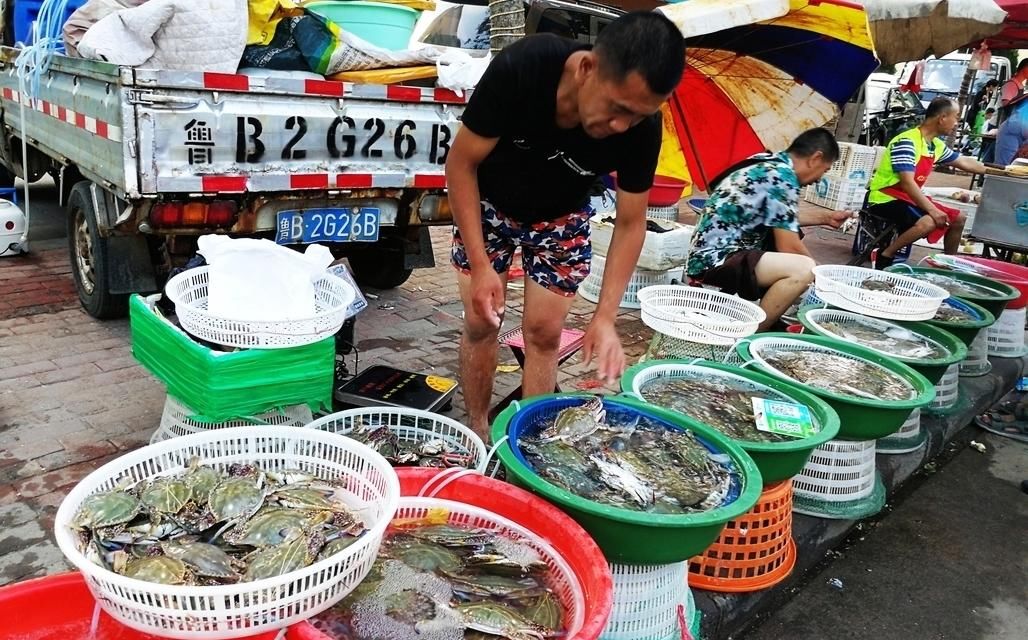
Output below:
[0,48,466,200]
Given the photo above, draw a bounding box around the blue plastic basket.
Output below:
[14,0,87,47]
[506,395,743,507]
[938,296,985,321]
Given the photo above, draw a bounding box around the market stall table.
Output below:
[969,173,1028,259]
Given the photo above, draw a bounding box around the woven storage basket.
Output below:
[602,562,690,640]
[150,395,313,444]
[987,306,1028,358]
[960,332,992,377]
[165,266,354,349]
[638,285,765,345]
[54,426,399,639]
[812,265,949,321]
[689,480,796,592]
[579,254,683,310]
[877,409,926,455]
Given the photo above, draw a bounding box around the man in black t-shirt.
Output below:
[446,12,685,438]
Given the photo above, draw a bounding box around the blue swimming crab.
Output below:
[450,601,552,640]
[537,397,606,443]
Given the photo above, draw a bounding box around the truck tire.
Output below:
[67,182,128,319]
[349,253,414,289]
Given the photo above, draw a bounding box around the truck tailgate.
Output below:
[132,70,466,195]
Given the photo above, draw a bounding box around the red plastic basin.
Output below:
[288,468,614,640]
[928,255,1028,309]
[612,173,687,207]
[0,572,281,640]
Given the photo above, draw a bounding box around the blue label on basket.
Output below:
[752,397,817,438]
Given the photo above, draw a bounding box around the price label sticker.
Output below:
[751,397,818,438]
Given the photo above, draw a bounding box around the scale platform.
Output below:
[334,365,458,412]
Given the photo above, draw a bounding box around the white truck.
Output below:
[0,0,621,318]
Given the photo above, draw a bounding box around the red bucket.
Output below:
[612,173,687,207]
[0,572,280,640]
[288,468,614,640]
[926,255,1028,309]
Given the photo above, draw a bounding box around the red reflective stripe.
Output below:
[96,121,109,139]
[386,86,422,102]
[202,176,248,192]
[1,88,11,100]
[57,106,67,121]
[203,73,250,92]
[291,174,330,190]
[75,113,86,129]
[304,79,345,97]
[336,174,373,188]
[413,174,447,189]
[432,88,465,104]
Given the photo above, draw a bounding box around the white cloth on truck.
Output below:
[76,0,247,72]
[63,0,148,58]
[435,49,489,98]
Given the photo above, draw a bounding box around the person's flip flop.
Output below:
[974,400,1028,444]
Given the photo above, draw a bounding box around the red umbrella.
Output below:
[978,0,1028,47]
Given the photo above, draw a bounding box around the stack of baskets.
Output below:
[131,265,354,442]
[580,213,690,309]
[621,361,840,595]
[803,142,881,210]
[492,395,765,640]
[637,285,765,364]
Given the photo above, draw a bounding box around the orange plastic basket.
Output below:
[688,480,796,593]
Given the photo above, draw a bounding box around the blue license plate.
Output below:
[275,208,380,244]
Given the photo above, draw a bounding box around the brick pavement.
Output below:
[0,170,982,585]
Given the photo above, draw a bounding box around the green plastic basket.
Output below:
[305,1,419,50]
[885,265,1019,318]
[736,333,935,441]
[915,296,995,349]
[620,360,840,485]
[797,305,967,385]
[129,295,334,422]
[491,394,763,565]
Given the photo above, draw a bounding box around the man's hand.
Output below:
[469,268,504,328]
[582,318,625,385]
[823,210,855,229]
[927,206,950,227]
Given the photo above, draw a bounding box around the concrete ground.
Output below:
[744,430,1028,640]
[0,169,1024,638]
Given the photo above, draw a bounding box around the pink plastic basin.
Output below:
[927,255,1028,309]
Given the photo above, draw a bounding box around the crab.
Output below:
[225,507,330,547]
[182,458,222,505]
[207,475,266,527]
[385,539,462,573]
[242,530,322,581]
[465,553,549,578]
[442,572,547,600]
[72,490,141,531]
[520,592,563,631]
[406,524,493,548]
[537,397,606,443]
[140,476,193,523]
[119,555,194,585]
[317,531,364,561]
[161,539,241,582]
[270,486,353,513]
[450,601,550,640]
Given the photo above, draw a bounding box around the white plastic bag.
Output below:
[436,50,491,97]
[196,236,333,322]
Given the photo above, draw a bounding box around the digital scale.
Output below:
[334,364,459,412]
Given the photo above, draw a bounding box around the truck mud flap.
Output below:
[404,226,436,270]
[107,235,158,295]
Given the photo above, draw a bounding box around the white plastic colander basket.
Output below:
[812,265,949,321]
[54,426,400,639]
[646,205,679,222]
[150,394,313,444]
[987,306,1028,357]
[390,497,586,637]
[877,409,924,455]
[637,285,765,345]
[792,439,876,503]
[304,407,488,472]
[960,332,992,377]
[801,308,948,360]
[165,267,354,349]
[602,562,690,640]
[579,254,683,310]
[929,364,960,411]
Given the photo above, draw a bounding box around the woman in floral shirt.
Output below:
[687,128,850,330]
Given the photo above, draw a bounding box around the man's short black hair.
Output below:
[1017,58,1028,73]
[926,96,958,119]
[594,11,685,95]
[786,128,840,163]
